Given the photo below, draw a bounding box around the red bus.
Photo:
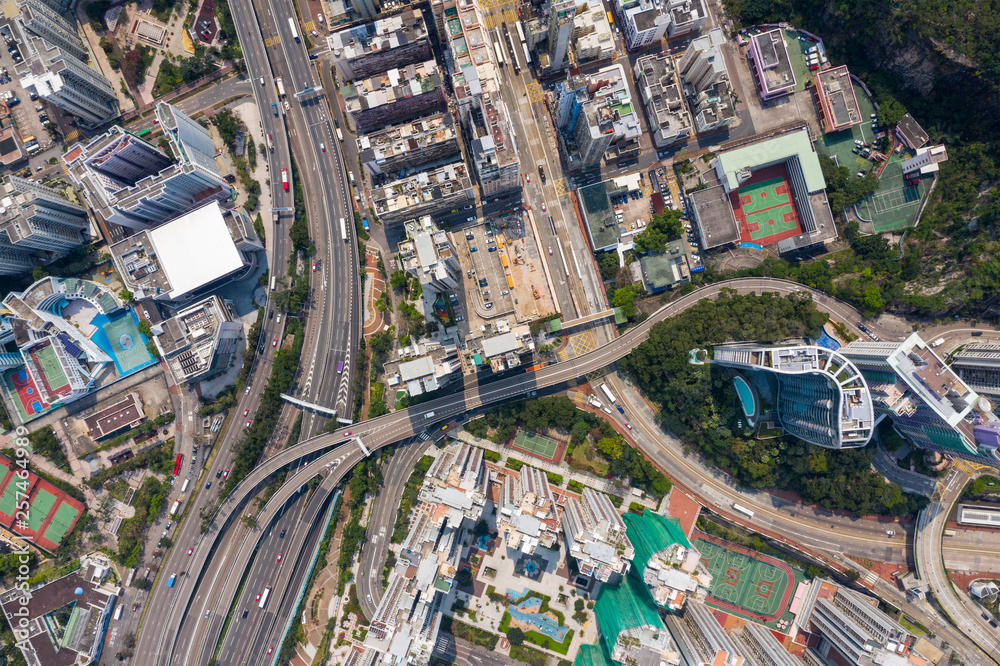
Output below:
[173,454,183,475]
[281,169,289,190]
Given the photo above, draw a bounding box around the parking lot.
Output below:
[0,24,66,154]
[451,217,554,332]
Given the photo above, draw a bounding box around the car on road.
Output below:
[245,420,252,428]
[524,174,530,183]
[344,431,352,436]
[311,29,319,37]
[244,408,250,417]
[267,647,273,655]
[204,610,211,619]
[541,202,547,212]
[367,594,373,603]
[223,469,230,478]
[886,530,895,537]
[132,603,139,612]
[320,143,325,152]
[216,469,223,479]
[205,481,211,489]
[276,553,283,563]
[456,316,465,321]
[188,547,194,556]
[280,529,286,538]
[255,593,261,602]
[539,166,545,183]
[312,262,317,272]
[616,405,625,414]
[309,53,318,60]
[625,422,633,430]
[548,246,553,255]
[272,338,278,348]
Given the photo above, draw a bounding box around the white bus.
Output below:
[514,21,526,45]
[123,568,135,587]
[270,276,277,291]
[114,604,123,621]
[339,217,347,241]
[523,43,532,66]
[600,383,617,405]
[494,41,505,67]
[732,502,754,520]
[180,478,190,493]
[258,586,272,609]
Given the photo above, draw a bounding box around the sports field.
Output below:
[3,367,51,422]
[694,534,797,623]
[28,489,56,532]
[731,165,803,246]
[31,343,69,398]
[510,429,562,463]
[45,501,83,545]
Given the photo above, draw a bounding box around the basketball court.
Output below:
[101,313,155,375]
[730,165,804,246]
[510,428,563,464]
[694,534,797,623]
[3,367,51,422]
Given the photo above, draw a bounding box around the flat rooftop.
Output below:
[110,201,244,300]
[371,160,471,217]
[750,29,796,94]
[816,66,862,131]
[329,9,428,61]
[357,112,457,162]
[895,113,928,150]
[83,392,143,438]
[343,60,443,113]
[716,129,826,193]
[689,172,740,249]
[888,334,978,430]
[635,53,693,142]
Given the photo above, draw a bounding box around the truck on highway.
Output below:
[180,478,190,493]
[266,134,274,152]
[167,574,177,588]
[362,218,369,231]
[288,18,299,42]
[339,217,347,241]
[732,502,754,520]
[258,587,271,608]
[275,77,285,97]
[271,102,278,116]
[424,411,436,419]
[600,383,617,405]
[931,337,945,348]
[336,128,344,142]
[169,499,181,516]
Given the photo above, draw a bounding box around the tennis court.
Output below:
[27,489,56,532]
[694,535,794,621]
[854,154,930,233]
[510,429,560,463]
[44,501,83,545]
[32,343,69,398]
[0,471,20,518]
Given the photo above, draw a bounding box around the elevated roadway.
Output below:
[147,277,1000,663]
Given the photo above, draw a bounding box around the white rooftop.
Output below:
[400,355,435,381]
[149,201,243,299]
[482,331,519,358]
[511,512,542,536]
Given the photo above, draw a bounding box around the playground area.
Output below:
[731,165,804,246]
[508,428,565,464]
[694,533,802,627]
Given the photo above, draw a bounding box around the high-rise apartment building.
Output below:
[555,65,642,168]
[12,0,119,127]
[562,487,634,583]
[841,334,989,461]
[397,216,462,294]
[738,622,805,666]
[64,103,231,233]
[0,175,89,275]
[153,296,243,385]
[713,345,875,449]
[343,60,447,133]
[548,0,577,70]
[665,601,748,666]
[623,510,712,610]
[613,0,672,51]
[329,10,431,81]
[459,92,521,197]
[799,583,911,666]
[371,160,473,226]
[357,113,460,177]
[595,573,683,666]
[634,52,694,147]
[950,344,1000,399]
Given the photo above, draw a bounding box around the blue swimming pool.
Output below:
[733,375,756,423]
[815,326,841,351]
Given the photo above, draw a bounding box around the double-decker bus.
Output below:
[173,454,183,475]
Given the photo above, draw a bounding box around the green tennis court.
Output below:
[737,176,799,242]
[0,472,19,517]
[33,344,69,395]
[44,501,82,544]
[695,537,792,619]
[28,489,56,532]
[511,429,558,461]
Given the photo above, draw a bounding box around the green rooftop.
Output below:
[623,511,692,576]
[716,129,826,193]
[595,572,664,659]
